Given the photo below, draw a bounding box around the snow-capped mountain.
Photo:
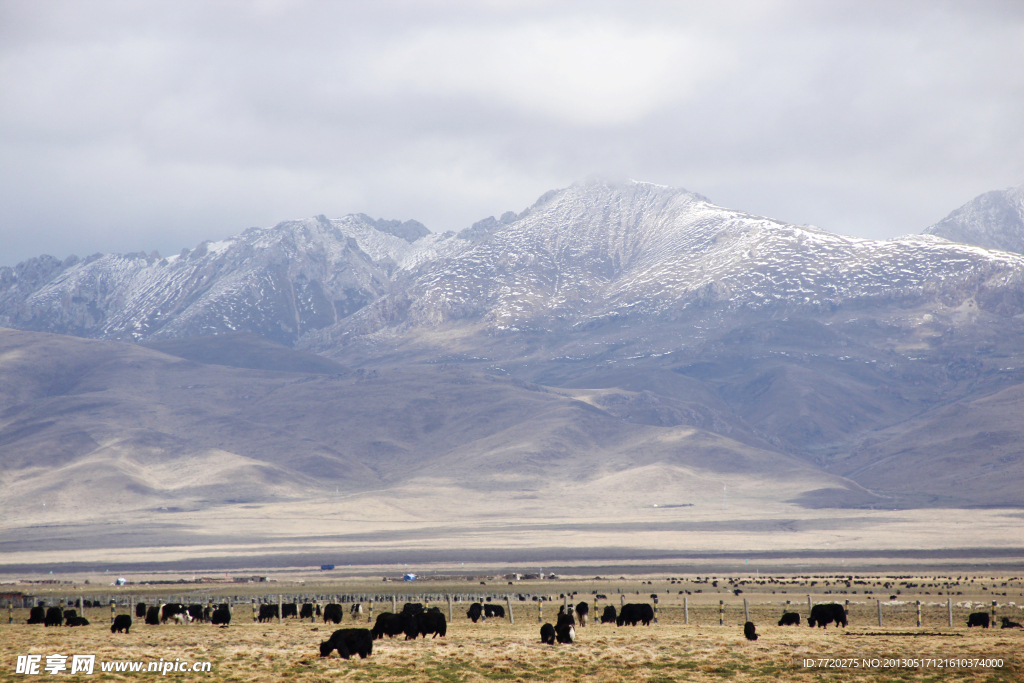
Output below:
[924,182,1024,254]
[6,178,1024,352]
[0,214,470,346]
[314,179,1024,343]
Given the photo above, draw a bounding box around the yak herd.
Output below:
[21,596,1021,661]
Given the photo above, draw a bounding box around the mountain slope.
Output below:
[924,183,1024,254]
[0,327,861,531]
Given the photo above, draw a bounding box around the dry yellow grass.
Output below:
[2,601,1020,683]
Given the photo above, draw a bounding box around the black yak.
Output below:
[320,628,373,659]
[617,603,654,626]
[417,609,447,638]
[576,601,590,627]
[467,602,484,623]
[967,612,990,628]
[808,604,847,629]
[323,603,343,624]
[44,607,63,627]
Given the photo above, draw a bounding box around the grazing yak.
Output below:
[744,621,758,641]
[967,612,990,628]
[484,604,505,619]
[161,603,187,624]
[808,604,848,629]
[323,604,344,624]
[576,601,590,627]
[211,604,231,627]
[540,623,556,645]
[300,603,315,621]
[617,603,654,627]
[467,602,484,623]
[1001,617,1023,629]
[27,606,46,624]
[145,606,161,626]
[111,615,132,633]
[401,603,423,616]
[62,609,78,622]
[555,608,576,643]
[281,603,298,619]
[600,605,617,624]
[417,608,447,638]
[778,612,800,626]
[44,607,64,627]
[66,616,90,627]
[257,604,279,623]
[135,603,147,618]
[320,628,373,659]
[350,603,363,617]
[172,612,192,625]
[187,604,205,623]
[371,612,417,640]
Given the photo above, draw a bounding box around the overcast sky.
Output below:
[2,1,1023,266]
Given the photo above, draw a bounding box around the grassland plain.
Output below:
[2,598,1020,683]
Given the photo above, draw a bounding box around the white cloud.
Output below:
[357,20,727,127]
[1,1,1023,264]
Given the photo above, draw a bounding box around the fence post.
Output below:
[448,595,453,623]
[393,595,397,613]
[807,595,813,613]
[251,599,257,623]
[506,595,514,624]
[278,595,283,624]
[684,596,689,625]
[916,600,922,628]
[719,600,724,626]
[110,599,115,625]
[743,598,749,623]
[877,599,883,627]
[538,601,543,623]
[947,598,952,627]
[991,600,997,625]
[368,601,373,624]
[653,595,659,624]
[8,602,12,624]
[593,596,598,626]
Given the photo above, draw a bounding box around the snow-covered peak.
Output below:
[924,182,1024,254]
[320,178,1024,338]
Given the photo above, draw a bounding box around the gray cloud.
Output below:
[2,0,1023,265]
